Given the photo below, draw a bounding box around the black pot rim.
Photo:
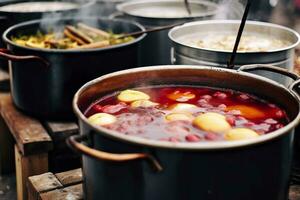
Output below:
[73,65,300,150]
[0,0,95,15]
[2,17,146,54]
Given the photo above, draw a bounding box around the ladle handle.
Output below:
[0,48,50,67]
[67,134,163,172]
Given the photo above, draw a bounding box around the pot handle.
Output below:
[237,64,299,81]
[238,64,300,99]
[0,48,50,67]
[67,134,163,172]
[289,79,300,99]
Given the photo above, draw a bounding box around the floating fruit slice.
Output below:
[165,113,194,122]
[88,113,117,126]
[194,112,231,133]
[131,100,158,108]
[169,103,197,112]
[117,90,150,102]
[226,105,265,119]
[167,90,196,102]
[225,128,259,141]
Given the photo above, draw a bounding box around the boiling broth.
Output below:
[84,85,288,142]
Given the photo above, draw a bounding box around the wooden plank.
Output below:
[0,113,15,174]
[43,122,78,150]
[15,145,49,200]
[27,172,63,200]
[39,184,83,200]
[0,94,52,156]
[55,169,82,186]
[27,172,62,200]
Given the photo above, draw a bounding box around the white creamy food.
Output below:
[0,2,79,13]
[179,33,292,52]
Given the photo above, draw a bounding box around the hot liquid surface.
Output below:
[84,86,288,143]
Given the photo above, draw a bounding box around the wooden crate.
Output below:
[28,168,300,200]
[0,68,81,200]
[27,168,83,200]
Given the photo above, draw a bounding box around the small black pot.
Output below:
[69,65,300,200]
[0,0,95,70]
[1,18,146,120]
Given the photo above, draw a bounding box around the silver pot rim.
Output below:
[168,20,300,54]
[116,0,218,20]
[73,65,300,150]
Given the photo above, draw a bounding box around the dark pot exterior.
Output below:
[71,66,300,200]
[81,124,293,200]
[0,0,95,70]
[3,18,145,120]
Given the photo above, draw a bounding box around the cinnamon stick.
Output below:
[72,40,110,49]
[65,25,93,44]
[77,23,110,39]
[64,29,87,45]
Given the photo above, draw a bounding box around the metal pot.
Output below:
[0,0,95,70]
[169,20,300,85]
[69,65,300,200]
[115,0,217,66]
[1,17,146,120]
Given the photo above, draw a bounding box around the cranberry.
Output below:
[213,92,227,99]
[201,95,212,100]
[275,110,284,118]
[226,116,236,126]
[268,104,276,108]
[205,132,219,141]
[238,94,250,100]
[185,134,201,142]
[244,122,255,127]
[275,124,284,129]
[218,104,227,110]
[198,99,208,105]
[264,118,278,124]
[102,102,127,114]
[92,104,102,112]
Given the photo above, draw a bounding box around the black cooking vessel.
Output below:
[69,65,300,200]
[1,18,146,120]
[0,0,95,69]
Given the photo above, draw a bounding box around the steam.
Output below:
[213,0,246,20]
[40,0,98,33]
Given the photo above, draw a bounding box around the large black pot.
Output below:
[69,65,300,200]
[1,18,146,120]
[0,0,95,69]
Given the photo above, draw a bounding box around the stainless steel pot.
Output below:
[115,0,217,66]
[69,65,300,200]
[1,17,146,120]
[169,20,300,85]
